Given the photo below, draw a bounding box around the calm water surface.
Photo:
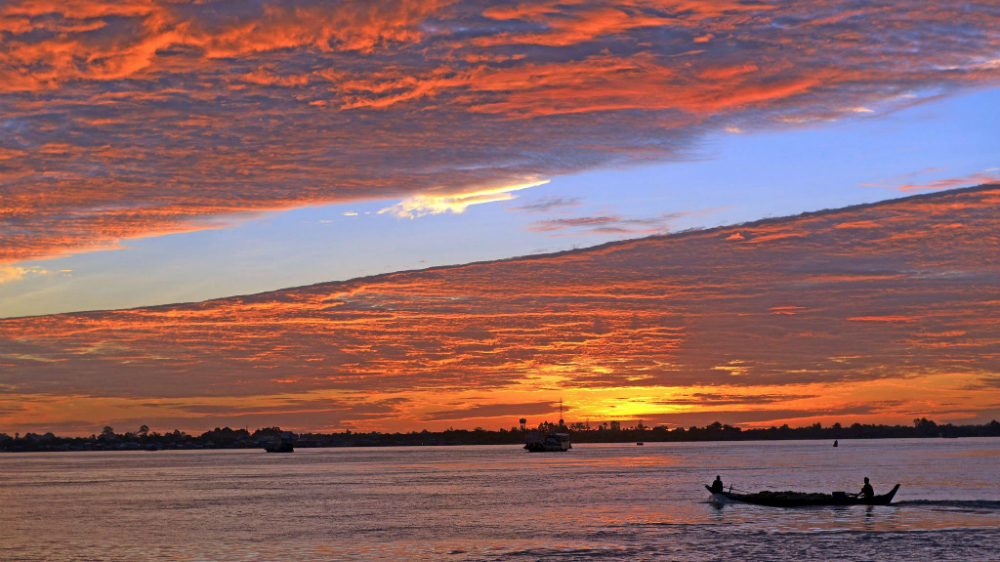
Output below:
[2,439,999,561]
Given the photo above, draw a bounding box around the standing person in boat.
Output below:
[859,477,874,500]
[710,475,724,494]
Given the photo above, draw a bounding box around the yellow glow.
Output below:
[379,179,550,218]
[0,265,50,284]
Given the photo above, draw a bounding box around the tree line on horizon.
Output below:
[2,417,999,453]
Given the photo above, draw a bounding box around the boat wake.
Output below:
[894,500,1000,511]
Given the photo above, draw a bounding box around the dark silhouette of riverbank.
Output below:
[2,418,998,453]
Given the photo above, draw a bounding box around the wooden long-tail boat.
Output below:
[707,484,900,507]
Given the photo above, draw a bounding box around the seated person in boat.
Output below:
[860,477,874,499]
[710,475,724,494]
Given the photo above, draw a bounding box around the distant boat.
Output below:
[707,484,900,507]
[264,442,294,453]
[833,440,838,447]
[524,399,572,452]
[263,431,297,453]
[637,442,644,446]
[524,432,571,452]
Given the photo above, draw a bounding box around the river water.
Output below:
[2,438,999,561]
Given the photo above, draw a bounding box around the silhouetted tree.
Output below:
[913,417,940,437]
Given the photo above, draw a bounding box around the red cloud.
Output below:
[2,0,1000,264]
[2,186,999,432]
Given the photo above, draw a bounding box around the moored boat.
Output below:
[707,484,900,507]
[524,432,571,452]
[263,431,297,453]
[523,399,572,452]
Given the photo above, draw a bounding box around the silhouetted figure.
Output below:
[710,475,724,494]
[860,477,874,500]
[833,440,838,447]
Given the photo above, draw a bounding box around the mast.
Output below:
[559,398,564,428]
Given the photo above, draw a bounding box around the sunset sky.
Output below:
[1,0,998,435]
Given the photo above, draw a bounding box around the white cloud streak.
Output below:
[379,179,551,219]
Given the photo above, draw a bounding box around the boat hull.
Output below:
[707,484,900,507]
[524,442,571,452]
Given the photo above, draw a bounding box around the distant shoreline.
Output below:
[3,418,998,453]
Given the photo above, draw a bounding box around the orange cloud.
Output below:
[2,186,999,433]
[2,1,1000,264]
[524,208,719,236]
[862,168,1000,193]
[897,173,1000,193]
